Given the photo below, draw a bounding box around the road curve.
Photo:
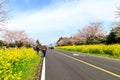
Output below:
[45,49,120,80]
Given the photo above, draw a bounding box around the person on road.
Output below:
[36,45,40,53]
[41,45,47,57]
[32,45,40,53]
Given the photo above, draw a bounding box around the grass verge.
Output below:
[21,54,42,80]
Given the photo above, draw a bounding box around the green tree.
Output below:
[36,40,41,46]
[24,43,31,48]
[106,26,120,44]
[106,32,116,44]
[15,41,23,48]
[56,37,64,46]
[112,26,120,43]
[8,43,15,47]
[0,40,4,47]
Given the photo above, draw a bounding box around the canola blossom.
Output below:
[56,44,120,58]
[0,48,40,80]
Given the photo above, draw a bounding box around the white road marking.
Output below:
[41,58,45,80]
[72,53,79,56]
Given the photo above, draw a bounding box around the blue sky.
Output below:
[4,0,120,45]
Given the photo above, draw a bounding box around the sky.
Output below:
[3,0,120,45]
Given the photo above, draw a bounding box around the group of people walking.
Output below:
[33,45,47,57]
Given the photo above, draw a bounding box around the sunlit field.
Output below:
[0,48,42,80]
[56,44,120,59]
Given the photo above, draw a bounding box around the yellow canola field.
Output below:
[0,48,38,80]
[56,44,120,58]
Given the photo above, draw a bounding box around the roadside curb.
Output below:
[35,57,43,80]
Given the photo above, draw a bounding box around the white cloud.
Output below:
[5,0,120,44]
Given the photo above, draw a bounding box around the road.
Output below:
[45,49,120,80]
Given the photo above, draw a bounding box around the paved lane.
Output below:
[45,49,120,80]
[57,50,120,75]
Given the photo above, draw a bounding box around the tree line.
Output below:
[56,6,120,46]
[0,29,41,48]
[0,30,38,48]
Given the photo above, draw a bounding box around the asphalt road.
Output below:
[45,49,120,80]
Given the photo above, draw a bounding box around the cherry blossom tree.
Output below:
[0,0,8,36]
[0,0,8,26]
[74,22,106,44]
[2,30,28,43]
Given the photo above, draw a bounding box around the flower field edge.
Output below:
[55,44,120,59]
[0,48,42,80]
